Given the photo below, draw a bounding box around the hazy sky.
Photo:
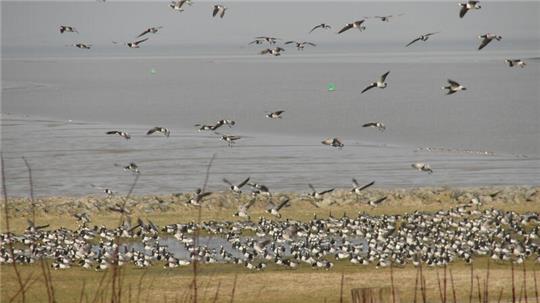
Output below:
[2,1,540,48]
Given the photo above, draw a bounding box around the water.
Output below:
[2,2,540,197]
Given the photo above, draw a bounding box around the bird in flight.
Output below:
[442,79,466,95]
[170,0,190,11]
[505,59,526,68]
[68,43,91,49]
[266,195,290,218]
[106,130,131,140]
[260,47,285,56]
[265,110,285,119]
[351,179,375,196]
[223,177,250,194]
[372,13,404,22]
[285,41,316,50]
[147,126,170,137]
[477,33,501,50]
[337,20,366,34]
[309,23,331,33]
[361,71,390,94]
[59,25,78,34]
[406,32,439,47]
[137,26,163,38]
[212,5,227,18]
[368,196,387,207]
[216,133,242,147]
[234,198,256,219]
[321,138,344,149]
[362,122,386,132]
[459,0,481,18]
[412,162,433,173]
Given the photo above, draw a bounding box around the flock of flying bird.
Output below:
[6,1,534,272]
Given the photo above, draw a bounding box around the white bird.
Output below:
[361,71,390,94]
[337,20,366,34]
[412,162,433,174]
[478,33,502,50]
[459,0,481,18]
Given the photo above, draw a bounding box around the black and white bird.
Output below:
[309,23,331,33]
[195,123,218,131]
[321,138,344,149]
[351,179,375,195]
[478,33,502,50]
[260,47,285,56]
[442,79,466,95]
[412,162,433,173]
[170,0,190,11]
[505,59,526,68]
[186,188,212,206]
[215,119,236,128]
[307,184,334,200]
[106,130,131,139]
[123,162,140,174]
[127,37,149,48]
[266,196,290,218]
[361,71,390,94]
[69,43,91,49]
[59,25,78,34]
[234,198,256,219]
[284,41,316,50]
[459,1,481,18]
[216,133,242,147]
[406,32,439,47]
[147,127,170,137]
[223,177,250,194]
[337,20,366,34]
[248,182,271,197]
[212,5,227,18]
[362,122,386,132]
[254,36,279,44]
[91,184,115,197]
[368,196,387,207]
[265,110,285,119]
[373,14,404,22]
[137,26,163,38]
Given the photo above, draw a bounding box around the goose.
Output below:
[307,184,334,200]
[212,5,227,18]
[194,123,218,131]
[254,36,279,44]
[351,179,375,195]
[216,133,242,147]
[234,197,256,219]
[137,26,163,38]
[478,33,502,50]
[123,162,140,174]
[362,122,386,131]
[69,43,91,49]
[459,1,481,18]
[321,138,344,149]
[406,32,439,47]
[265,110,285,119]
[59,25,78,34]
[248,182,271,197]
[146,126,170,137]
[284,41,316,50]
[442,79,466,95]
[266,196,290,218]
[309,23,331,33]
[412,162,433,173]
[337,20,366,34]
[106,130,130,139]
[127,37,149,48]
[505,59,526,68]
[186,188,212,206]
[361,71,390,93]
[214,119,235,128]
[368,196,387,207]
[260,47,285,56]
[170,0,189,11]
[223,177,250,194]
[373,14,404,22]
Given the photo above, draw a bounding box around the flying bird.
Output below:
[185,188,212,206]
[362,122,386,132]
[170,0,190,11]
[265,110,285,119]
[254,36,280,44]
[266,195,290,218]
[212,5,227,18]
[215,119,236,128]
[373,14,404,22]
[59,25,78,34]
[412,162,433,173]
[307,184,334,201]
[351,179,375,195]
[361,71,390,94]
[127,37,149,48]
[337,20,366,34]
[137,26,163,38]
[234,198,256,219]
[459,0,481,18]
[106,130,131,139]
[505,59,526,68]
[478,33,502,50]
[69,43,91,49]
[442,79,466,95]
[123,162,140,174]
[321,138,344,149]
[223,177,250,194]
[260,47,285,56]
[285,41,316,50]
[216,133,242,147]
[406,32,439,47]
[309,23,331,33]
[147,127,170,137]
[368,196,387,207]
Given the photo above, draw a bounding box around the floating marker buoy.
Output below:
[327,83,336,91]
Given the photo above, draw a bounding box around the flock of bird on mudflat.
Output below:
[2,1,537,272]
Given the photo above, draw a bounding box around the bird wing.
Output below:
[459,6,468,18]
[134,37,149,45]
[362,122,376,127]
[220,8,226,18]
[212,5,219,17]
[284,41,295,45]
[276,196,290,211]
[406,37,422,47]
[358,181,375,191]
[222,178,234,187]
[352,178,359,187]
[371,196,387,205]
[380,71,390,82]
[309,24,322,33]
[447,79,460,86]
[361,83,377,93]
[260,49,271,55]
[305,42,317,46]
[308,183,316,192]
[274,110,285,115]
[245,197,256,210]
[426,32,439,36]
[238,177,251,188]
[478,37,491,50]
[337,23,353,34]
[106,131,120,135]
[319,188,334,195]
[147,127,159,135]
[137,28,151,38]
[199,192,212,199]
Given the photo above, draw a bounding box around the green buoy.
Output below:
[327,83,336,92]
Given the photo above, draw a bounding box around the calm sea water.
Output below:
[2,2,539,197]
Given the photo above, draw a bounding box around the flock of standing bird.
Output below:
[2,1,536,273]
